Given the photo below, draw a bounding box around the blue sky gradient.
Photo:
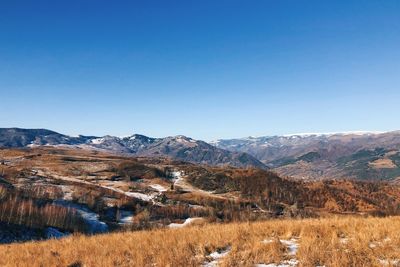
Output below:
[1,1,399,140]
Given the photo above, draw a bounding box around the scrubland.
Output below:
[2,148,400,267]
[1,216,400,267]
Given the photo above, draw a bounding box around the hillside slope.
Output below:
[1,216,399,267]
[212,131,400,180]
[1,147,400,241]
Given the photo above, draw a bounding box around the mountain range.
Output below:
[0,128,265,169]
[212,131,400,181]
[2,128,400,181]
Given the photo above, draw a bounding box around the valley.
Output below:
[2,129,400,266]
[1,146,400,244]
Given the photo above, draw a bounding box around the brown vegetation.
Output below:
[1,216,400,266]
[0,193,86,232]
[2,146,400,237]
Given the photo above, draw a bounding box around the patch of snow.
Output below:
[369,237,392,249]
[27,143,39,148]
[91,138,105,144]
[172,170,185,186]
[175,136,196,143]
[168,217,201,228]
[209,140,220,146]
[280,239,299,256]
[262,238,299,255]
[53,200,108,234]
[176,137,186,143]
[101,186,125,194]
[255,259,299,267]
[118,210,134,225]
[202,246,231,267]
[263,239,274,244]
[189,204,204,209]
[171,170,183,179]
[125,192,153,202]
[149,184,167,192]
[259,238,299,266]
[379,259,400,266]
[99,184,164,205]
[59,185,74,201]
[100,185,153,201]
[66,134,81,138]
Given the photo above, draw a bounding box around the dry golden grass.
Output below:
[1,216,400,267]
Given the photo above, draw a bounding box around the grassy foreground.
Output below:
[1,216,400,267]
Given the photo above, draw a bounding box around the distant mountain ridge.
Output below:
[0,128,266,169]
[0,128,96,147]
[212,131,400,181]
[4,128,400,180]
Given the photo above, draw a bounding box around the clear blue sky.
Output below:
[1,1,399,140]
